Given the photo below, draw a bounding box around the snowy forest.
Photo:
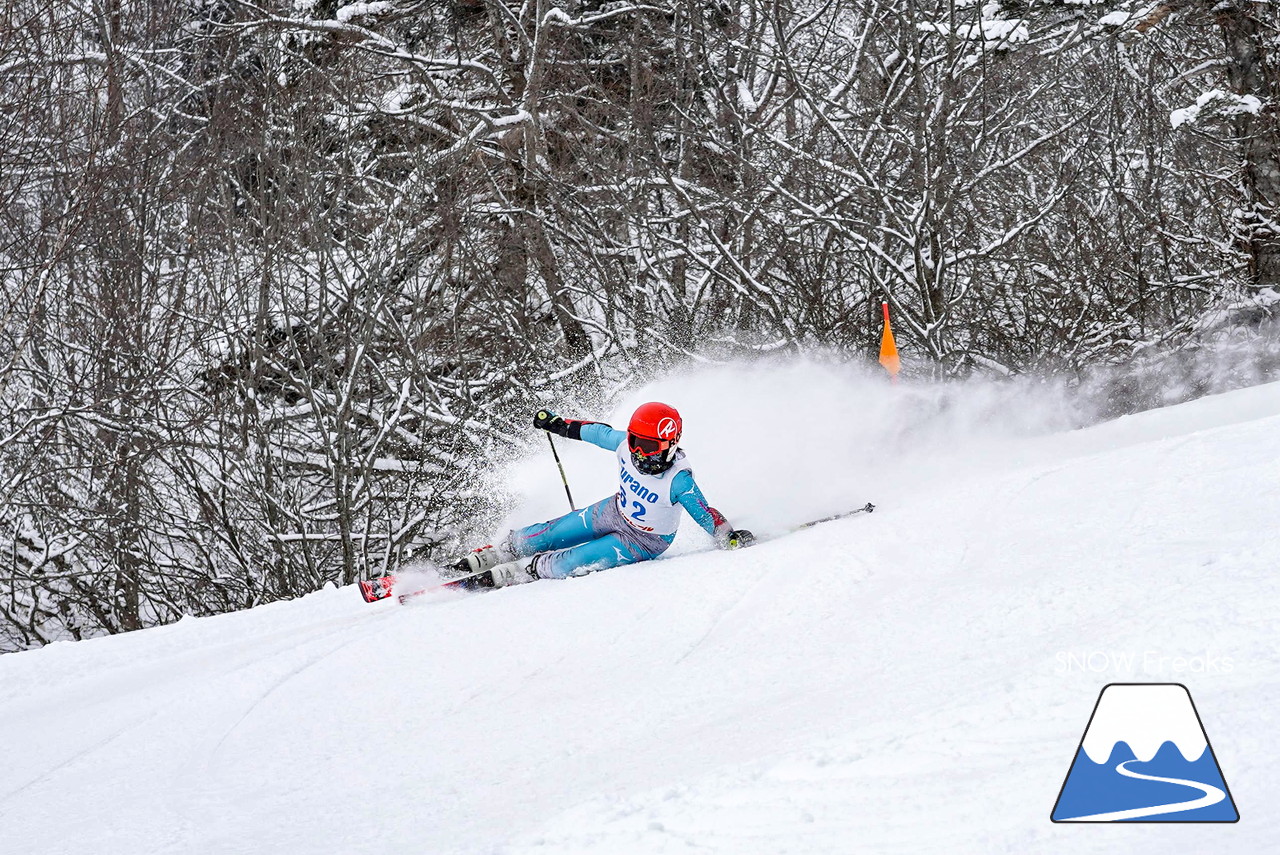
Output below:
[1,0,1277,651]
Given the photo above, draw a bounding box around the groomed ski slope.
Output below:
[2,365,1277,854]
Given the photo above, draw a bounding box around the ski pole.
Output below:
[795,502,875,530]
[546,433,575,510]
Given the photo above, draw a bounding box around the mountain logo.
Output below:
[1051,683,1239,822]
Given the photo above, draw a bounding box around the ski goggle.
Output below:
[628,432,675,458]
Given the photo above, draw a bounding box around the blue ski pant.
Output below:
[509,496,673,579]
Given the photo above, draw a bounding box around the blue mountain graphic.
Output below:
[1052,740,1238,822]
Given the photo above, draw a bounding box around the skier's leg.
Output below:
[478,495,671,587]
[486,528,671,587]
[532,531,669,580]
[462,497,612,573]
[508,496,613,556]
[531,490,673,579]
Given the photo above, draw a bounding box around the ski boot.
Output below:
[488,557,541,588]
[458,540,517,575]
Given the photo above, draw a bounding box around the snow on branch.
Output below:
[226,8,506,87]
[542,4,669,30]
[917,17,1029,49]
[335,2,393,23]
[0,52,108,76]
[1170,89,1264,129]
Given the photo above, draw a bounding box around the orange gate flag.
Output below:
[879,301,901,379]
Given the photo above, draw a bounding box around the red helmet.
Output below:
[627,402,682,474]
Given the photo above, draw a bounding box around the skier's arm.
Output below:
[534,410,626,451]
[671,470,753,548]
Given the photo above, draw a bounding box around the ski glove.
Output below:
[725,529,756,549]
[534,410,599,441]
[534,410,570,437]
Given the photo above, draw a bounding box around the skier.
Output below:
[461,402,754,588]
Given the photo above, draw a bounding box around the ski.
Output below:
[358,575,398,603]
[358,502,876,603]
[358,556,487,604]
[394,569,498,604]
[358,572,480,603]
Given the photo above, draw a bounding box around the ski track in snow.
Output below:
[673,559,777,665]
[2,376,1279,854]
[0,707,165,804]
[2,614,365,801]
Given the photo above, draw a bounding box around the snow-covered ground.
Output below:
[2,366,1277,854]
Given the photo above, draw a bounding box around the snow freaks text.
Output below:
[1055,651,1236,676]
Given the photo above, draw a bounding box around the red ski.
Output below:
[358,575,398,603]
[358,568,497,604]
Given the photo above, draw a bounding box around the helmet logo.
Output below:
[657,417,678,439]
